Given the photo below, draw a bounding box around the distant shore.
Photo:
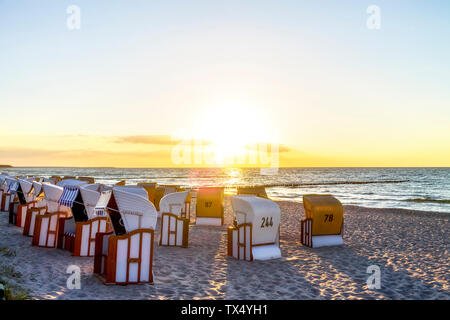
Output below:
[0,198,448,300]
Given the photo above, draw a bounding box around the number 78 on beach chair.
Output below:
[301,194,344,248]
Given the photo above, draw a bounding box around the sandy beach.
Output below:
[0,197,449,300]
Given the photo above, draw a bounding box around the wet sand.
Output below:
[0,197,449,300]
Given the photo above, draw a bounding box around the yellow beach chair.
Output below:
[195,187,224,226]
[237,186,269,199]
[301,194,344,248]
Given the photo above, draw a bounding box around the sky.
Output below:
[0,0,449,167]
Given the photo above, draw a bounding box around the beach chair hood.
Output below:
[231,195,281,246]
[42,183,65,213]
[57,179,87,188]
[58,184,90,222]
[113,185,148,199]
[96,188,157,235]
[18,179,34,203]
[159,191,190,216]
[114,189,157,232]
[79,184,102,219]
[5,178,19,195]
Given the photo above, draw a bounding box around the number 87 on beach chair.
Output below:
[195,187,224,226]
[93,189,157,285]
[228,195,282,261]
[301,194,344,248]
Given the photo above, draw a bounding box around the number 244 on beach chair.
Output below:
[94,189,157,285]
[228,195,282,261]
[301,194,344,248]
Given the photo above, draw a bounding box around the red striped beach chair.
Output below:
[94,188,157,285]
[159,191,190,247]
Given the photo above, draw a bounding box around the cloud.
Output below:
[115,135,180,146]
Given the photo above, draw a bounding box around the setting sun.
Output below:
[190,103,279,166]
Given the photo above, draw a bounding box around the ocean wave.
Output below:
[403,198,450,204]
[251,180,409,188]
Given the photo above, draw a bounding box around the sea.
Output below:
[2,167,449,213]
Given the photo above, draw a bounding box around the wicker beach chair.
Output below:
[115,180,126,186]
[49,176,61,184]
[154,185,179,214]
[93,188,157,285]
[0,174,11,212]
[0,173,10,211]
[159,191,190,247]
[15,179,37,228]
[32,183,71,248]
[228,195,281,261]
[301,194,344,248]
[57,183,109,256]
[113,185,149,199]
[23,181,47,237]
[137,182,157,204]
[195,187,224,226]
[1,177,15,213]
[5,178,20,224]
[236,186,269,199]
[78,176,95,184]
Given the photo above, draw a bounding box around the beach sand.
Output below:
[0,197,448,300]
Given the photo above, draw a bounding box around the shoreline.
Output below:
[1,200,449,300]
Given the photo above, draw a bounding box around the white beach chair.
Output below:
[137,182,157,204]
[236,186,269,199]
[23,181,47,237]
[154,185,179,215]
[228,195,282,261]
[57,183,109,257]
[93,189,157,285]
[2,178,16,213]
[5,178,20,224]
[301,194,344,248]
[113,185,149,199]
[159,191,190,247]
[0,173,11,212]
[0,173,10,211]
[32,183,70,248]
[15,179,37,228]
